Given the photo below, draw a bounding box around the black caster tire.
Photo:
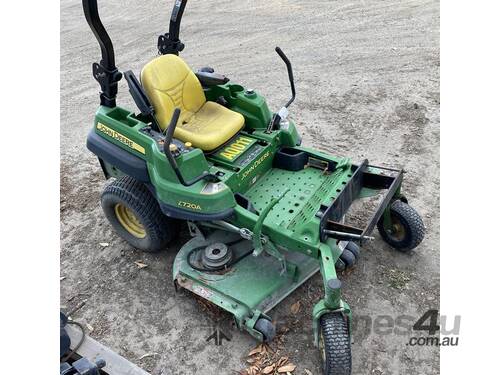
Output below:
[319,313,352,375]
[339,249,356,268]
[254,318,276,343]
[377,200,425,252]
[335,258,346,272]
[101,176,177,252]
[345,241,360,259]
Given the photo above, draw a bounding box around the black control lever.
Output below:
[267,47,296,132]
[163,108,218,187]
[275,47,296,108]
[123,71,161,132]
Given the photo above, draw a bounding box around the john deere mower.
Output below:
[82,1,425,373]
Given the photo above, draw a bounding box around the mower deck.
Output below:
[173,230,320,341]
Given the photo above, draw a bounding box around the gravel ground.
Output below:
[60,0,440,374]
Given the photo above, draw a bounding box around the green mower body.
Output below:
[82,1,425,374]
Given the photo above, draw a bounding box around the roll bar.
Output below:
[158,0,188,55]
[82,0,188,107]
[82,0,122,107]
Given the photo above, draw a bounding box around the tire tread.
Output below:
[320,313,351,375]
[101,176,174,251]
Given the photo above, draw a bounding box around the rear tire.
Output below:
[319,313,352,375]
[101,176,176,252]
[377,200,425,252]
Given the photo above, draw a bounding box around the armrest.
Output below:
[196,69,229,86]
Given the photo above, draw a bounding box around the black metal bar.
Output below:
[82,0,122,107]
[362,170,395,190]
[158,0,188,55]
[325,221,363,236]
[361,170,403,242]
[319,160,405,244]
[318,159,368,241]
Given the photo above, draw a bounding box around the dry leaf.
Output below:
[134,261,148,269]
[277,357,289,367]
[60,276,66,281]
[262,364,275,374]
[246,358,256,364]
[290,301,301,314]
[99,242,109,247]
[304,370,313,375]
[86,323,94,332]
[248,366,259,375]
[277,364,296,373]
[248,345,263,356]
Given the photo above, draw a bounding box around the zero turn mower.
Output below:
[82,1,425,374]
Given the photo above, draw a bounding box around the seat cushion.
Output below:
[141,54,206,127]
[141,54,244,151]
[176,101,244,151]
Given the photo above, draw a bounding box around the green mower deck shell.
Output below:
[173,229,326,341]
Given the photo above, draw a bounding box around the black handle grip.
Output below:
[164,108,181,146]
[275,46,296,108]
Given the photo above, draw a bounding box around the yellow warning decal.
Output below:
[96,122,145,154]
[217,136,254,161]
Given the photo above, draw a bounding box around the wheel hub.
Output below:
[202,243,233,270]
[114,203,146,239]
[389,216,406,241]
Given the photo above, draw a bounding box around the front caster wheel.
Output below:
[319,313,352,375]
[336,241,360,271]
[254,318,276,343]
[377,200,425,252]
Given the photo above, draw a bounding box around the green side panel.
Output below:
[94,106,150,159]
[279,119,301,147]
[204,84,272,129]
[93,106,237,215]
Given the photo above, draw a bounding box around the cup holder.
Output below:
[229,84,244,98]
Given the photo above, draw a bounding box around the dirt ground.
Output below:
[60,0,440,374]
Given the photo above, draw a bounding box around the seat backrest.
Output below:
[141,55,206,130]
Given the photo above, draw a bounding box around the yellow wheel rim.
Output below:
[114,203,146,239]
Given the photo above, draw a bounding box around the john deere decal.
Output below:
[97,122,145,154]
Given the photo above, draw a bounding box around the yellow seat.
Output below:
[141,55,244,151]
